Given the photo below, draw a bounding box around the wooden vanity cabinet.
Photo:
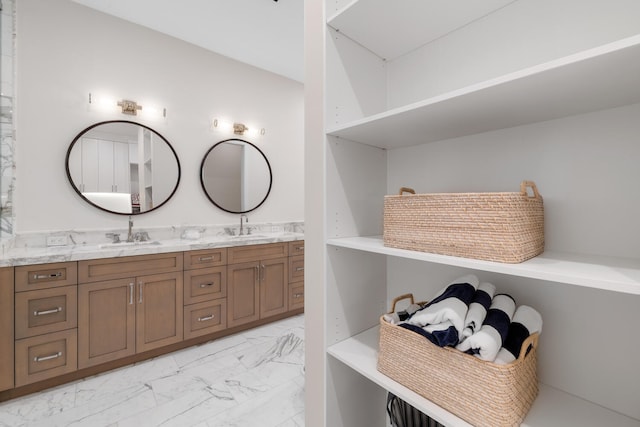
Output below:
[227,243,289,328]
[78,253,183,369]
[2,241,303,400]
[288,240,305,311]
[0,267,14,392]
[183,248,228,340]
[13,262,78,387]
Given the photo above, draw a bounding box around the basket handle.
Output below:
[520,181,540,199]
[390,294,414,313]
[398,187,415,195]
[516,332,540,361]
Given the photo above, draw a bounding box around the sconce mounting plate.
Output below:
[118,99,142,116]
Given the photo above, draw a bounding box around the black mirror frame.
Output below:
[200,138,273,214]
[65,120,181,216]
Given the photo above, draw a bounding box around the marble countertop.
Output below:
[0,230,304,267]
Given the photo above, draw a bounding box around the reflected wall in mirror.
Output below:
[200,138,272,214]
[65,120,181,215]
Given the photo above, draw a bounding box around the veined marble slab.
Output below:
[0,221,303,267]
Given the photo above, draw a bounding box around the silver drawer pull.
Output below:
[295,267,304,272]
[295,246,304,251]
[33,272,62,280]
[198,256,214,261]
[33,307,63,316]
[197,314,215,322]
[293,293,304,298]
[199,282,214,288]
[34,351,62,362]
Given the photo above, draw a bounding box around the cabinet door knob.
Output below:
[129,283,134,305]
[138,282,143,303]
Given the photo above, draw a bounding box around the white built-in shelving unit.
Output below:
[304,1,640,426]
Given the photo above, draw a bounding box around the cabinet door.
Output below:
[113,141,130,193]
[260,257,288,319]
[98,139,114,192]
[289,281,305,311]
[15,329,77,387]
[136,271,183,353]
[183,266,226,305]
[0,267,14,392]
[227,261,260,327]
[81,138,99,192]
[15,285,77,339]
[78,278,136,369]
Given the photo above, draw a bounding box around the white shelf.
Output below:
[327,0,516,60]
[326,34,640,149]
[327,236,640,295]
[327,326,640,427]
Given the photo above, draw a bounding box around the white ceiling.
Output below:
[71,0,304,83]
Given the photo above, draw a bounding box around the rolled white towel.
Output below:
[461,282,496,340]
[494,305,543,365]
[407,274,479,339]
[456,294,516,361]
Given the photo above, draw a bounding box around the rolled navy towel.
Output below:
[494,305,543,365]
[407,274,479,341]
[456,293,516,361]
[460,282,496,340]
[400,320,460,347]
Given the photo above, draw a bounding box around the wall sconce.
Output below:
[88,93,167,119]
[212,118,265,137]
[117,99,142,116]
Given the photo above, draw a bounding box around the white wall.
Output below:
[15,0,304,233]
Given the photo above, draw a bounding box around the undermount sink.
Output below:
[98,240,161,249]
[229,234,268,239]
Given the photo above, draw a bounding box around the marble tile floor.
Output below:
[0,314,305,427]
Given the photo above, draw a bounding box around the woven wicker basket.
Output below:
[377,294,539,427]
[383,181,544,263]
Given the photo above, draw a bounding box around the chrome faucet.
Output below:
[239,215,248,236]
[127,216,134,242]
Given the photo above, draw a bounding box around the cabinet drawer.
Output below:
[15,329,77,387]
[289,282,304,311]
[15,262,77,292]
[184,267,226,305]
[184,299,227,339]
[184,248,227,270]
[79,252,183,283]
[0,267,14,392]
[228,243,287,264]
[15,286,77,339]
[289,255,304,283]
[288,240,304,255]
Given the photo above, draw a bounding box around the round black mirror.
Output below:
[200,138,272,214]
[65,120,181,215]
